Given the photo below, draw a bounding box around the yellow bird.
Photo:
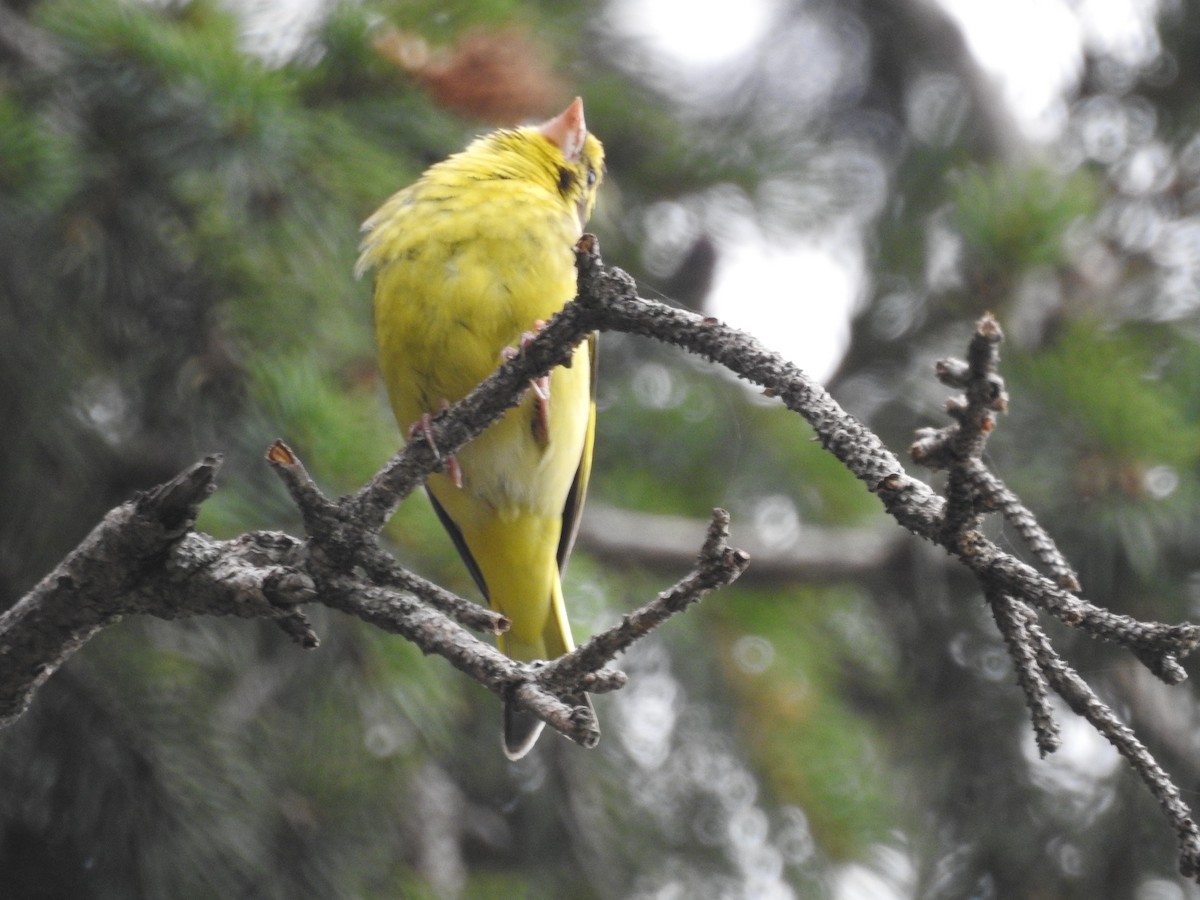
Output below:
[357,98,604,759]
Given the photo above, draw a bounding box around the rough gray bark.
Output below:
[1,238,1197,878]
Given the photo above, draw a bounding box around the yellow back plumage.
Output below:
[356,124,603,279]
[358,100,604,759]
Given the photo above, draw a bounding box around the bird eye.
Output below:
[586,168,597,187]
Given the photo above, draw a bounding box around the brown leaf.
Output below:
[374,27,566,125]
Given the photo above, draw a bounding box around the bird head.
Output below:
[482,97,604,229]
[536,97,605,228]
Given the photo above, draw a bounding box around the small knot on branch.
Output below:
[700,507,732,557]
[692,509,751,594]
[910,427,954,470]
[1178,830,1200,880]
[966,315,1008,411]
[944,395,969,424]
[935,358,971,388]
[581,668,628,693]
[569,702,602,748]
[1134,647,1189,685]
[273,609,320,649]
[136,454,224,533]
[506,680,600,749]
[575,231,599,260]
[266,440,339,529]
[573,233,603,292]
[262,568,318,607]
[976,311,1004,343]
[1058,572,1082,593]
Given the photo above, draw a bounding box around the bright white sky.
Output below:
[612,0,1161,381]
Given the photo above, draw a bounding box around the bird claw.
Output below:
[407,412,439,456]
[529,374,550,402]
[531,378,551,447]
[501,322,553,447]
[445,456,463,489]
[408,405,463,488]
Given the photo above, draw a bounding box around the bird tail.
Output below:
[501,576,597,760]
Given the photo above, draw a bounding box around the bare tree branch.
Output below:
[0,457,316,725]
[909,314,1200,879]
[987,590,1060,756]
[543,508,749,693]
[1,238,1198,877]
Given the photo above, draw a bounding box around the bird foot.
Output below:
[530,376,551,447]
[408,406,463,488]
[501,321,552,447]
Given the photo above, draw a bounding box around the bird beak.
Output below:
[539,97,587,163]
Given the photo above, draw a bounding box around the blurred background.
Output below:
[3,0,1200,897]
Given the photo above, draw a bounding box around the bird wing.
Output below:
[427,487,490,601]
[556,332,597,574]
